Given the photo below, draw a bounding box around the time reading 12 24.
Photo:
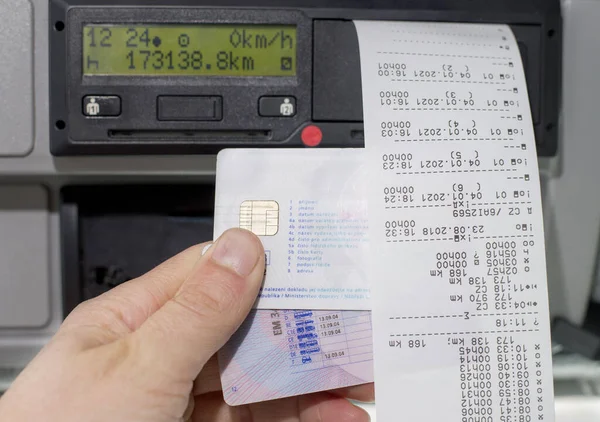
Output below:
[82,24,297,76]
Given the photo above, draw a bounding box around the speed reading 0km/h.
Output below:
[82,24,297,76]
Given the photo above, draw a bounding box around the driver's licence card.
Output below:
[218,308,374,406]
[214,148,370,311]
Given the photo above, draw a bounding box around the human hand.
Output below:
[0,228,373,421]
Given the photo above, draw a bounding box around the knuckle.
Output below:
[174,270,242,319]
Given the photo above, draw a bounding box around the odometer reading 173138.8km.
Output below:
[82,24,297,76]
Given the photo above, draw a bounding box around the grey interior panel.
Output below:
[0,185,50,328]
[545,0,600,324]
[0,0,34,157]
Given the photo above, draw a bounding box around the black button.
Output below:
[259,96,296,117]
[83,96,121,117]
[157,96,222,121]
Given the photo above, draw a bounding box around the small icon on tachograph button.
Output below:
[280,98,295,116]
[85,98,100,116]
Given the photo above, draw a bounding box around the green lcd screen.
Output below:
[82,24,297,76]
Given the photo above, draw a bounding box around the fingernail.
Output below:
[201,243,213,256]
[211,229,261,276]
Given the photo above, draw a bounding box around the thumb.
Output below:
[127,228,265,381]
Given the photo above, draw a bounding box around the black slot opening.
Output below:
[108,129,273,141]
[60,185,215,317]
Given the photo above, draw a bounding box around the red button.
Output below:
[301,125,322,147]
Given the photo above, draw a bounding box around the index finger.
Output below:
[329,383,375,403]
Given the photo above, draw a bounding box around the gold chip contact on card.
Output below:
[239,200,279,236]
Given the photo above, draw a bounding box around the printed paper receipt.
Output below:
[355,22,555,421]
